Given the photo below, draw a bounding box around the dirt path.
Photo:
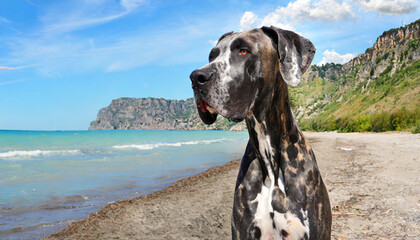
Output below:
[47,132,420,240]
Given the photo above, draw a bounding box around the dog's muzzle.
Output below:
[190,68,218,125]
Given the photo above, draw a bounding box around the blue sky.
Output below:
[0,0,418,130]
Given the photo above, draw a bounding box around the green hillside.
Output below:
[292,60,419,133]
[290,20,419,133]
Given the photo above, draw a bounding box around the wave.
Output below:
[112,139,228,150]
[0,149,81,158]
[0,139,230,158]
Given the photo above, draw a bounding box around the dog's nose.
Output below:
[190,69,213,85]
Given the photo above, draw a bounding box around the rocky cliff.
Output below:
[343,19,419,79]
[89,97,245,130]
[90,98,195,130]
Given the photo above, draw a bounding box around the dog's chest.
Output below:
[247,123,310,239]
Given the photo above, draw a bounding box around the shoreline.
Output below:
[46,159,242,240]
[46,132,419,239]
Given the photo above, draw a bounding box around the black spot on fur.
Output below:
[290,133,298,144]
[289,156,298,168]
[270,212,274,219]
[249,225,261,239]
[209,48,220,62]
[281,229,289,237]
[313,168,320,186]
[287,144,298,161]
[271,188,287,212]
[306,170,313,183]
[298,159,305,172]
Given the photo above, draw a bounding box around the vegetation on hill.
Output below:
[288,20,419,133]
[294,60,419,133]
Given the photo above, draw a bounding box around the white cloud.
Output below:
[238,11,296,32]
[359,0,418,15]
[261,15,296,31]
[42,12,129,34]
[240,0,356,32]
[310,0,355,21]
[240,11,259,31]
[39,0,146,34]
[208,39,218,46]
[0,66,16,70]
[263,0,310,26]
[318,49,356,65]
[263,0,355,25]
[120,0,145,11]
[0,65,29,71]
[0,17,10,23]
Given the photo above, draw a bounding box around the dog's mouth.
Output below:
[196,99,218,125]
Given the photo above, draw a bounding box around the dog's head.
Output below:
[190,26,315,125]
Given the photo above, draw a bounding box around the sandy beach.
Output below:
[46,132,420,240]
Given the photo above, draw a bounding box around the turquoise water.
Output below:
[0,130,248,239]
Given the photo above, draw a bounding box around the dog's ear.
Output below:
[261,26,315,86]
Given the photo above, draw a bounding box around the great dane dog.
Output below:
[190,26,331,240]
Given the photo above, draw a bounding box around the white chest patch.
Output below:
[252,190,310,240]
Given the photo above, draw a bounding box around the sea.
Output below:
[0,130,248,239]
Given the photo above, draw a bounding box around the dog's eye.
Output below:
[239,49,248,56]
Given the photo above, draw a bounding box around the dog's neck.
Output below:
[245,79,307,189]
[246,78,301,149]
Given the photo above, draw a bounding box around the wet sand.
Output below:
[46,132,420,240]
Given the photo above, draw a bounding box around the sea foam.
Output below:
[112,139,227,150]
[0,149,81,158]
